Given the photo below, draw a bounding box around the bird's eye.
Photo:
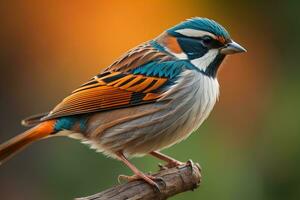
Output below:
[202,36,213,46]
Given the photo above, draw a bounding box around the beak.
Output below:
[220,40,247,55]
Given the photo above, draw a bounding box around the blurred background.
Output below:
[0,0,299,199]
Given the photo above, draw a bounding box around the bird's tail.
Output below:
[0,120,55,165]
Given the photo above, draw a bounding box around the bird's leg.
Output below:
[150,151,184,169]
[116,152,163,191]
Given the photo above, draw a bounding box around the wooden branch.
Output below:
[76,160,202,200]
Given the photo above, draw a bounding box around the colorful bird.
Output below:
[0,17,246,190]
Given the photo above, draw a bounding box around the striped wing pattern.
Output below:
[41,41,176,121]
[42,71,168,120]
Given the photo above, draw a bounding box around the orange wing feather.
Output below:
[38,41,174,121]
[42,72,168,120]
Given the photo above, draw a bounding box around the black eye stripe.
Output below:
[177,35,224,49]
[177,37,208,59]
[201,37,224,48]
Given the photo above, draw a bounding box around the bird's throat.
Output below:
[204,54,225,78]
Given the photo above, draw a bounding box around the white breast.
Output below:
[157,69,220,146]
[188,71,219,131]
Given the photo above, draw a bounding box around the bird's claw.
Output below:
[165,160,185,168]
[118,174,165,192]
[158,160,185,170]
[158,159,202,172]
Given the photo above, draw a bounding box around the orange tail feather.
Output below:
[0,120,55,165]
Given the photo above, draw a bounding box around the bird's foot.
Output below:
[118,173,164,192]
[158,160,185,170]
[159,159,202,172]
[165,160,185,168]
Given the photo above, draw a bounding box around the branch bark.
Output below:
[75,160,202,200]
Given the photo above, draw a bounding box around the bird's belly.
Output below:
[83,70,219,158]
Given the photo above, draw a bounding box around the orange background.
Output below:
[0,1,298,200]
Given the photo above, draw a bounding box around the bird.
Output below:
[0,17,246,190]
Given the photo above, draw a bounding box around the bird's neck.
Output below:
[190,52,225,78]
[204,54,225,78]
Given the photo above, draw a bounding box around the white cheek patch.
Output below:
[191,49,218,71]
[175,29,216,39]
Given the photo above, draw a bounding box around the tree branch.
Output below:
[75,160,202,200]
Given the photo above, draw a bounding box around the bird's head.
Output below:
[156,17,246,77]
